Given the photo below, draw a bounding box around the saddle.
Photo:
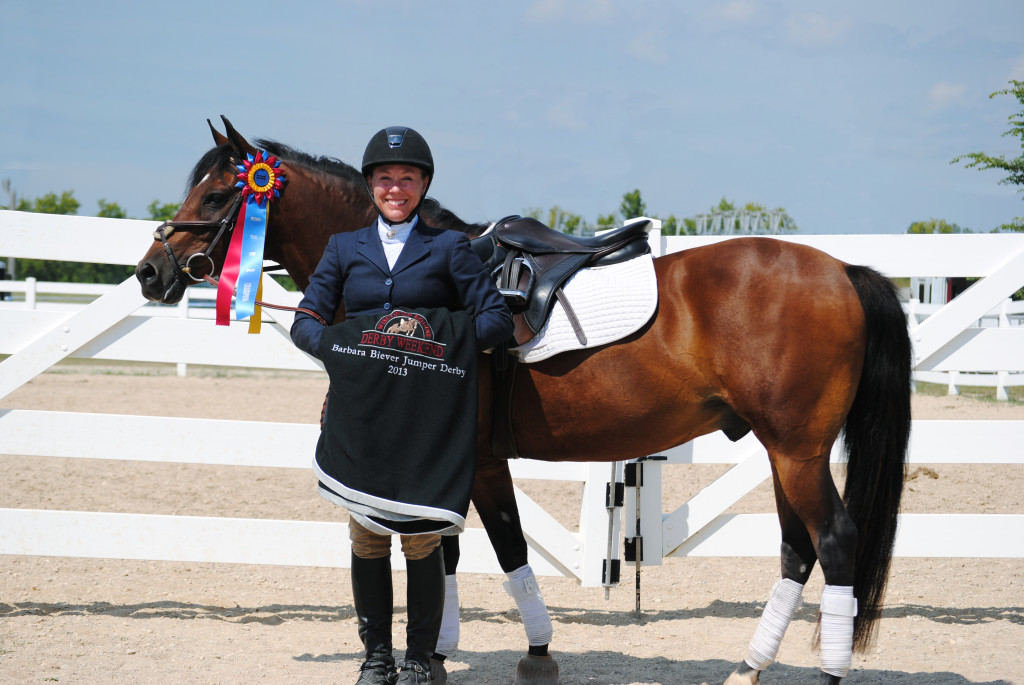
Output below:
[471,215,652,346]
[470,216,654,460]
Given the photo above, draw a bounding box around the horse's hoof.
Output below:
[429,658,447,685]
[723,670,758,685]
[513,653,559,685]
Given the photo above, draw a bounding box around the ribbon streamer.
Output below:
[214,150,286,330]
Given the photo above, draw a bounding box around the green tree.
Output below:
[906,218,971,234]
[952,80,1024,232]
[147,199,180,221]
[692,197,798,234]
[97,199,127,218]
[16,190,80,215]
[605,190,675,232]
[524,205,584,235]
[655,215,696,236]
[619,189,647,221]
[15,191,135,283]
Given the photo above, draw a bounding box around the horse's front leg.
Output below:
[433,535,462,675]
[470,455,559,685]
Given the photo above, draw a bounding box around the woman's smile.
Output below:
[371,164,428,223]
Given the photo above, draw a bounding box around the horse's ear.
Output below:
[208,119,231,148]
[220,115,256,156]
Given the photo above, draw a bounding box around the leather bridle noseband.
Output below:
[152,192,245,287]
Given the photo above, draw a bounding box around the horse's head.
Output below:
[135,116,266,303]
[136,117,490,305]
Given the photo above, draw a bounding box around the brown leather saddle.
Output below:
[471,215,652,346]
[470,215,653,459]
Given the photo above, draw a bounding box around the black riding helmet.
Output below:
[362,126,434,177]
[362,126,433,224]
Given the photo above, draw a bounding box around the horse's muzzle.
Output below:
[136,259,186,304]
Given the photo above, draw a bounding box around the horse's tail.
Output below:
[841,264,912,650]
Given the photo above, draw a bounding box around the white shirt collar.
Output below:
[377,215,418,243]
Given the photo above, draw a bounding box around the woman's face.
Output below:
[369,164,429,223]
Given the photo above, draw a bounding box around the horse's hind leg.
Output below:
[726,468,819,685]
[726,453,856,684]
[780,455,857,682]
[787,463,857,683]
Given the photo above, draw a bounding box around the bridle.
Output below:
[152,192,245,287]
[151,182,327,326]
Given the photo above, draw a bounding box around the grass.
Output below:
[915,380,1024,403]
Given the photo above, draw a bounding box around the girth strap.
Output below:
[490,343,520,461]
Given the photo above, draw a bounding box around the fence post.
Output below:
[907,298,918,393]
[997,300,1010,400]
[176,289,190,377]
[25,277,37,310]
[579,461,618,586]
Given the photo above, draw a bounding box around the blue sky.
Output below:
[3,0,1023,234]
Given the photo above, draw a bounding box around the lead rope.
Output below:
[201,274,328,326]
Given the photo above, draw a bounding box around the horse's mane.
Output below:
[420,198,490,237]
[186,138,489,236]
[185,138,364,193]
[257,139,366,186]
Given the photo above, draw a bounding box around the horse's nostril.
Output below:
[137,261,156,284]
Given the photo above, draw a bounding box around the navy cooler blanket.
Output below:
[314,308,479,536]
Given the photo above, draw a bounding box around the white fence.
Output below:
[1,210,1023,589]
[906,298,1024,399]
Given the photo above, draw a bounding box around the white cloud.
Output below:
[1011,55,1024,81]
[545,97,588,132]
[526,0,613,23]
[626,30,669,64]
[928,81,968,110]
[713,0,758,23]
[785,13,851,48]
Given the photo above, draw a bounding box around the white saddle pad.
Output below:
[511,253,657,363]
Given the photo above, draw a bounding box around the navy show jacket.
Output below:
[291,221,513,359]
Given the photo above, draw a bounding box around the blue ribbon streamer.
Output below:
[234,198,267,320]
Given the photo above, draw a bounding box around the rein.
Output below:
[200,274,327,326]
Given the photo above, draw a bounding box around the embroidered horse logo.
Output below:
[385,317,420,336]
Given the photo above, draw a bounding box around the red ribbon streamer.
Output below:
[216,203,248,326]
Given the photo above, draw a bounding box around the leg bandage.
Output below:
[819,584,857,678]
[745,578,805,670]
[434,574,460,657]
[503,565,553,646]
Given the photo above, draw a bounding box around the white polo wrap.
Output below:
[503,564,553,646]
[435,574,461,657]
[744,578,805,670]
[819,584,858,677]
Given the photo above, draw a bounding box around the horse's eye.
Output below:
[204,192,228,208]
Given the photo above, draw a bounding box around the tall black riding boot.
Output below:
[352,553,397,685]
[396,546,445,685]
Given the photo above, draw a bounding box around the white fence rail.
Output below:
[1,211,1023,587]
[906,298,1024,399]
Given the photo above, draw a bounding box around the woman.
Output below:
[291,126,513,685]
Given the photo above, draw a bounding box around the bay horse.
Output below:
[136,118,911,685]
